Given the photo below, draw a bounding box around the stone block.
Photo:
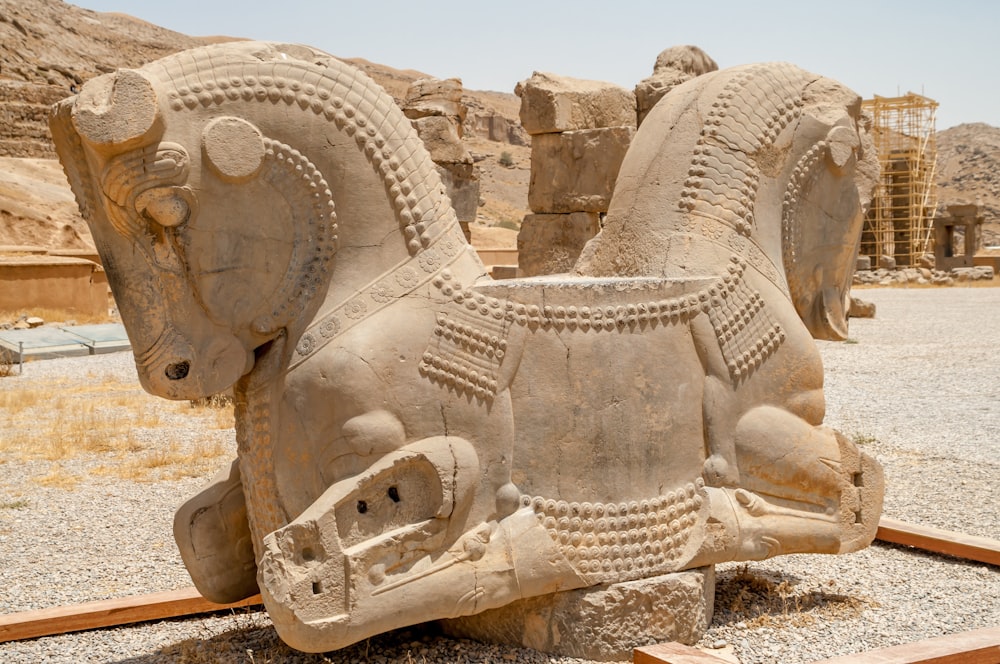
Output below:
[436,162,479,223]
[636,71,694,126]
[441,568,715,661]
[403,77,466,124]
[517,212,601,276]
[411,116,470,165]
[878,255,896,270]
[516,71,636,135]
[855,255,871,271]
[528,127,635,214]
[849,296,876,319]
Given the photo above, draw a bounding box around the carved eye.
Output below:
[135,186,192,227]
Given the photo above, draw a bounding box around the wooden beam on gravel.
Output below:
[0,587,262,643]
[634,643,734,664]
[810,624,1000,663]
[877,517,1000,566]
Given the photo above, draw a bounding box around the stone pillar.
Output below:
[515,72,636,276]
[403,78,479,242]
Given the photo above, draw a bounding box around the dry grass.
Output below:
[158,610,293,664]
[34,464,80,490]
[0,353,15,378]
[714,565,876,628]
[0,371,235,487]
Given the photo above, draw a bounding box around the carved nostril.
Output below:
[165,361,190,380]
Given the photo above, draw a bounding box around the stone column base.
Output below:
[439,566,714,662]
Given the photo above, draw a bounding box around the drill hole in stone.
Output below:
[301,547,315,562]
[357,499,368,514]
[312,580,322,595]
[388,486,400,503]
[165,361,190,380]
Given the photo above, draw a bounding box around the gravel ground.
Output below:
[1,287,998,663]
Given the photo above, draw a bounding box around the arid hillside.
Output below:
[936,122,1000,245]
[0,0,527,249]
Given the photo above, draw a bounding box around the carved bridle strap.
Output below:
[287,225,468,372]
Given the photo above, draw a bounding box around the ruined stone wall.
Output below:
[515,73,635,276]
[403,77,480,240]
[514,46,717,277]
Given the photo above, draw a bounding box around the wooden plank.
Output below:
[0,587,262,643]
[811,624,1000,663]
[634,642,733,664]
[877,517,1000,567]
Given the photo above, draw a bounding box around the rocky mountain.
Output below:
[936,123,1000,244]
[0,0,527,249]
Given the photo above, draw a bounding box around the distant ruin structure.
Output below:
[635,45,718,126]
[515,72,636,276]
[402,78,479,241]
[860,93,939,267]
[933,203,983,270]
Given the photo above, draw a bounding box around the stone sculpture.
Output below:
[635,45,719,126]
[51,41,883,659]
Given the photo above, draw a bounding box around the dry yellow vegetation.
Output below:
[0,371,234,484]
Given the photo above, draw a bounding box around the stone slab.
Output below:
[528,127,634,213]
[517,211,601,276]
[517,71,636,135]
[441,568,714,662]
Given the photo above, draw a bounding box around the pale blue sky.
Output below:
[75,0,994,130]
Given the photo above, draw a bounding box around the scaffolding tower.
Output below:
[860,93,939,267]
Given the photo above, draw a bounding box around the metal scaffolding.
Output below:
[860,93,939,267]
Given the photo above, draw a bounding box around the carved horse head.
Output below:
[577,63,878,340]
[51,42,476,400]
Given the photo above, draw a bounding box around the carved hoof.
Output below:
[834,431,884,553]
[173,459,258,603]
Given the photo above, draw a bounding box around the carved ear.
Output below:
[825,124,859,169]
[72,69,163,153]
[202,117,266,183]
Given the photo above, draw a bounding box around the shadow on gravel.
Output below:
[712,564,874,628]
[109,615,557,664]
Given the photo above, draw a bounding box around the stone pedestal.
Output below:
[440,567,714,661]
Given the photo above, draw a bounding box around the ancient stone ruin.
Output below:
[515,46,719,279]
[51,41,884,659]
[515,72,635,277]
[402,77,479,242]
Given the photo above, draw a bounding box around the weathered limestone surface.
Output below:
[518,212,601,276]
[516,71,636,135]
[528,127,634,214]
[635,45,718,126]
[51,42,884,659]
[411,115,469,164]
[403,77,466,126]
[442,568,714,661]
[436,162,479,223]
